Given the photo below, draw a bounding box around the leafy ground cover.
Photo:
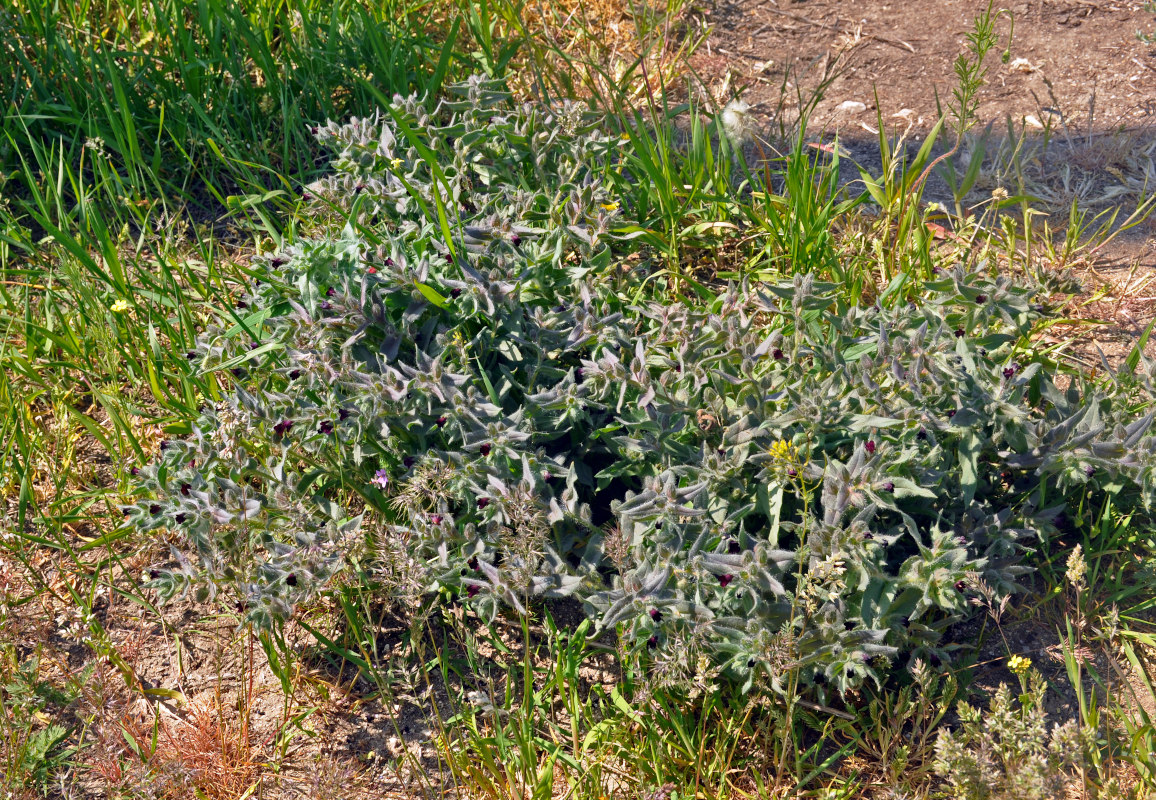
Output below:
[2,1,1156,798]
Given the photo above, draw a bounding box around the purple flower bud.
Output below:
[787,468,798,477]
[326,287,335,297]
[320,301,331,310]
[248,342,260,351]
[1085,465,1095,477]
[864,532,874,540]
[649,608,663,622]
[1003,367,1015,379]
[319,420,334,435]
[480,443,492,456]
[270,256,288,268]
[883,481,894,492]
[436,416,447,428]
[947,410,956,418]
[865,440,876,454]
[772,349,785,360]
[130,467,140,476]
[450,288,462,298]
[542,471,553,481]
[647,635,658,649]
[575,368,584,382]
[431,514,443,525]
[467,584,480,598]
[286,573,298,587]
[510,234,521,246]
[354,183,365,194]
[446,254,454,264]
[477,497,490,509]
[975,294,987,303]
[302,192,312,202]
[718,574,734,588]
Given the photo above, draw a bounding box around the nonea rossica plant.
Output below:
[126,78,1156,700]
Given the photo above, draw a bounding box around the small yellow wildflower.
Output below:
[390,157,403,170]
[769,439,798,463]
[600,202,619,212]
[110,299,130,313]
[1007,654,1031,675]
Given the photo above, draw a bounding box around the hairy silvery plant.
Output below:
[126,77,1156,699]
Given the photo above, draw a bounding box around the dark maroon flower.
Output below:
[575,368,584,382]
[480,443,492,456]
[654,521,663,530]
[320,301,332,310]
[175,513,187,524]
[236,300,248,310]
[326,287,336,297]
[180,483,191,496]
[302,192,312,202]
[1085,465,1095,477]
[477,497,490,509]
[403,456,416,469]
[787,468,798,478]
[289,369,301,380]
[954,328,964,338]
[510,234,521,246]
[436,416,447,428]
[384,257,394,267]
[468,557,479,571]
[338,408,352,421]
[319,420,334,435]
[186,351,197,360]
[647,635,658,649]
[121,507,132,517]
[248,342,260,351]
[354,183,365,194]
[148,569,160,579]
[975,294,987,303]
[467,584,480,598]
[947,409,956,418]
[149,504,161,515]
[431,514,443,525]
[445,254,454,264]
[274,419,294,436]
[270,256,288,268]
[883,481,894,492]
[649,608,663,622]
[130,467,140,476]
[159,441,169,451]
[917,428,928,440]
[727,539,742,555]
[772,349,785,360]
[718,574,734,588]
[955,580,967,592]
[863,532,874,540]
[450,288,462,298]
[1003,367,1015,379]
[286,573,298,587]
[231,367,246,378]
[310,126,318,135]
[542,471,553,481]
[865,440,876,454]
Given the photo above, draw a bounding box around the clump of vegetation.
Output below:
[126,78,1156,699]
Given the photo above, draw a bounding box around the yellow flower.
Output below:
[110,299,130,313]
[1007,654,1031,675]
[769,439,798,463]
[600,202,619,212]
[390,157,403,170]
